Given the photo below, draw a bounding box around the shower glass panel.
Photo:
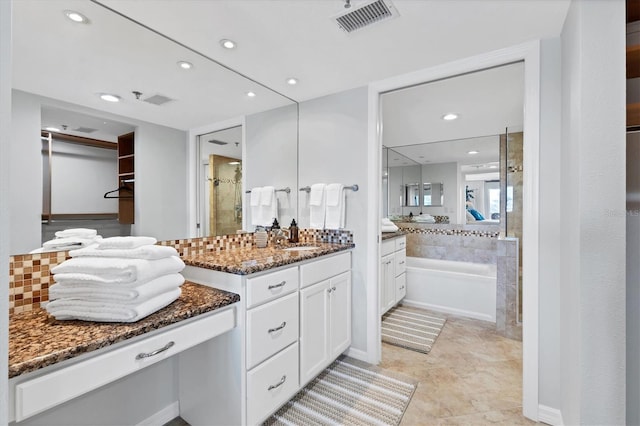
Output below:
[209,155,243,236]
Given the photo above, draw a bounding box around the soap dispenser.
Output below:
[289,219,299,243]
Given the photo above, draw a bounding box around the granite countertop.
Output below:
[381,230,407,240]
[183,242,354,275]
[9,282,240,378]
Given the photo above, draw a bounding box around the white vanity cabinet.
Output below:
[380,235,407,315]
[180,250,352,426]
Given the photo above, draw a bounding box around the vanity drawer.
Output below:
[12,307,236,422]
[300,252,351,288]
[246,266,298,308]
[395,251,406,276]
[246,292,299,369]
[395,236,407,251]
[246,342,299,425]
[381,239,395,256]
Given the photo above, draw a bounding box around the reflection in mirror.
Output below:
[404,183,420,207]
[423,182,443,207]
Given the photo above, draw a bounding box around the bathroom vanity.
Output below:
[180,243,353,425]
[380,233,407,315]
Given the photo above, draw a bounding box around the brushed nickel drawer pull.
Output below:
[136,341,175,360]
[268,375,287,391]
[268,281,286,290]
[399,260,405,265]
[268,321,287,333]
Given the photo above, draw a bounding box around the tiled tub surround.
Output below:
[9,282,240,378]
[9,228,353,313]
[496,238,521,340]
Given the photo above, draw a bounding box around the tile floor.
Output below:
[380,312,536,425]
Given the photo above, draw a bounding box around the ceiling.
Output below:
[12,0,570,139]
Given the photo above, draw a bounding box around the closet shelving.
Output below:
[628,0,640,127]
[117,132,135,224]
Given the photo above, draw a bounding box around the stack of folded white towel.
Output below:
[309,183,347,230]
[32,228,103,253]
[381,218,399,233]
[45,236,185,323]
[250,186,278,227]
[413,213,436,223]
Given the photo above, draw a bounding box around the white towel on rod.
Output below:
[96,236,157,250]
[250,187,262,206]
[52,256,185,285]
[250,186,263,226]
[70,244,178,260]
[50,273,184,302]
[45,287,182,322]
[259,186,277,226]
[309,183,326,229]
[325,183,346,229]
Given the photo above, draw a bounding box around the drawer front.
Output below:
[395,236,407,251]
[247,342,299,425]
[246,266,299,308]
[395,273,407,302]
[395,251,406,276]
[381,239,395,256]
[300,252,351,288]
[246,292,299,369]
[14,308,236,422]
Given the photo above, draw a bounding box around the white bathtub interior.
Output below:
[404,257,497,322]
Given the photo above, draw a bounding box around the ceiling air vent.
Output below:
[143,94,174,106]
[335,0,398,34]
[208,139,228,145]
[73,126,97,133]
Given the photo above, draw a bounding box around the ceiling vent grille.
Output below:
[208,139,228,145]
[335,0,398,33]
[73,126,97,133]
[143,94,174,106]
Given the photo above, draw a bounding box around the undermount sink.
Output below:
[281,246,320,251]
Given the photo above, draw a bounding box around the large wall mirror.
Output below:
[10,0,298,254]
[381,62,524,228]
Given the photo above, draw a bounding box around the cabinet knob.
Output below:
[268,281,286,290]
[268,375,287,391]
[268,321,287,334]
[399,261,405,265]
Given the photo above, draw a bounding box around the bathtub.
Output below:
[404,257,497,322]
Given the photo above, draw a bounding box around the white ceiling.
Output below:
[12,0,570,139]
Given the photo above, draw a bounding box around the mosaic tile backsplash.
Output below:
[9,229,353,314]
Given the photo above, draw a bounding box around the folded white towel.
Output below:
[309,183,326,206]
[55,228,98,239]
[50,273,184,302]
[96,236,157,250]
[414,215,436,223]
[381,218,395,226]
[43,236,101,250]
[325,183,346,229]
[70,244,178,260]
[52,256,185,285]
[250,187,262,207]
[46,288,182,322]
[382,224,399,233]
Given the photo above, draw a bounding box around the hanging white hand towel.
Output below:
[309,183,326,229]
[260,186,277,226]
[96,236,157,250]
[325,183,345,229]
[250,186,263,226]
[46,287,182,322]
[70,244,178,260]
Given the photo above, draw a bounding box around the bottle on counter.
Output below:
[289,219,299,243]
[255,226,268,248]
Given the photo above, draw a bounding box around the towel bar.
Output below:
[245,187,291,194]
[299,184,359,193]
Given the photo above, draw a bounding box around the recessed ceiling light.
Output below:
[442,113,459,121]
[246,91,256,98]
[228,161,241,165]
[45,127,60,132]
[177,61,193,70]
[468,150,479,155]
[64,10,89,24]
[489,165,498,169]
[99,93,121,103]
[220,39,236,49]
[286,77,298,85]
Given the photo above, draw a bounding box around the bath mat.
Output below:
[381,305,446,354]
[264,356,417,426]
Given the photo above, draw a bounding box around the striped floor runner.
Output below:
[264,357,417,426]
[381,305,446,354]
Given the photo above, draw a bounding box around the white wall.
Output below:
[245,104,298,230]
[1,0,12,423]
[560,0,626,424]
[422,162,458,221]
[50,141,118,214]
[298,87,371,354]
[9,90,189,252]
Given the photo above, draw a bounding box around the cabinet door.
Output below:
[329,272,351,359]
[381,254,395,314]
[300,280,330,386]
[395,272,406,303]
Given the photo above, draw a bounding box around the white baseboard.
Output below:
[136,401,180,426]
[402,299,496,323]
[345,347,369,363]
[538,404,563,426]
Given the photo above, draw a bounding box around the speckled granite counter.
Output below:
[9,282,239,378]
[183,242,354,275]
[381,231,407,241]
